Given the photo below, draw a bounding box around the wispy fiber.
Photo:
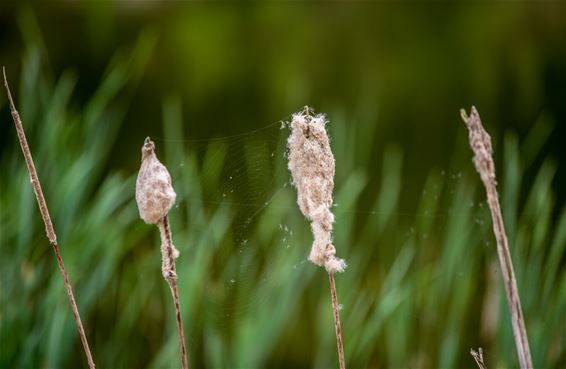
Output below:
[287,107,346,369]
[461,107,533,369]
[136,137,188,369]
[3,67,96,369]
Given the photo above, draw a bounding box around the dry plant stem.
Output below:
[329,273,345,369]
[159,215,189,369]
[3,67,96,369]
[461,107,532,369]
[471,348,487,369]
[135,138,187,368]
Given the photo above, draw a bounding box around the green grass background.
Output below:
[0,3,565,369]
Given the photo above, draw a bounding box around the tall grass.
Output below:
[1,10,565,369]
[1,11,156,368]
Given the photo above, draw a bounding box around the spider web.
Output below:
[152,116,493,328]
[154,116,306,323]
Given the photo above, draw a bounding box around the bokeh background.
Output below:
[1,2,565,368]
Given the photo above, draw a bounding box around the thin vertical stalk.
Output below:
[3,67,96,369]
[461,107,532,369]
[329,273,345,369]
[159,215,189,369]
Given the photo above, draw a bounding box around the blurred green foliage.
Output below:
[1,3,565,369]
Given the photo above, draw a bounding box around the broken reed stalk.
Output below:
[287,107,347,369]
[135,137,188,369]
[461,107,533,369]
[470,347,487,369]
[3,67,96,369]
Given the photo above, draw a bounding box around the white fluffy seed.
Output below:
[135,137,176,224]
[287,107,346,274]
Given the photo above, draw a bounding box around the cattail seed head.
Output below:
[287,107,346,274]
[136,137,176,224]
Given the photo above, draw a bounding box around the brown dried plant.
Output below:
[135,137,188,369]
[461,107,533,369]
[287,107,346,369]
[3,67,96,369]
[471,347,487,369]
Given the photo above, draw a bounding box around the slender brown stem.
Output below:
[461,107,532,369]
[160,215,189,369]
[471,347,487,369]
[329,273,345,369]
[3,67,96,369]
[169,279,189,369]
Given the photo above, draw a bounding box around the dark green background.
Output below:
[1,2,564,368]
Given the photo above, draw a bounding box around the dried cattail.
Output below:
[287,107,347,369]
[461,107,532,369]
[287,107,346,274]
[135,137,188,369]
[136,137,177,225]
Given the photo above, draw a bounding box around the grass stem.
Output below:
[159,215,189,369]
[461,107,532,369]
[329,273,345,369]
[3,66,96,369]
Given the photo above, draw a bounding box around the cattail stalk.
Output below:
[3,67,96,369]
[159,215,189,369]
[329,273,345,369]
[135,137,188,369]
[287,107,346,369]
[461,107,532,369]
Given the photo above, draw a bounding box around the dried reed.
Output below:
[461,107,532,369]
[135,137,188,369]
[470,347,487,369]
[287,107,346,369]
[3,67,96,369]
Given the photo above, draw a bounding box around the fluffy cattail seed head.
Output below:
[136,137,176,224]
[287,107,346,274]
